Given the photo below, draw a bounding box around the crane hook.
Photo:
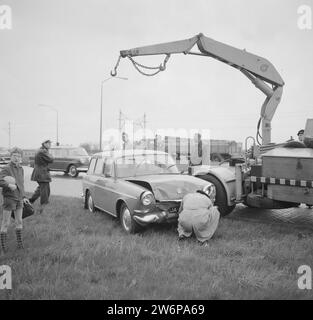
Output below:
[110,55,122,77]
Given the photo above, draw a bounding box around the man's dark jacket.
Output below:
[31,146,54,182]
[0,162,26,200]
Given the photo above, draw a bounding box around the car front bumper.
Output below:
[77,166,88,172]
[132,208,179,226]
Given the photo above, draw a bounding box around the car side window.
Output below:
[51,149,65,158]
[87,158,97,174]
[94,158,104,175]
[103,158,113,177]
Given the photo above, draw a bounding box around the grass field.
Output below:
[1,194,313,300]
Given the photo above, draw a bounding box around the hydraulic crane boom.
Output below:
[116,33,285,145]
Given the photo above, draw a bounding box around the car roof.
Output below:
[92,149,170,159]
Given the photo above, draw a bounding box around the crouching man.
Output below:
[0,147,30,253]
[177,190,220,245]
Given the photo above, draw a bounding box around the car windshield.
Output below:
[116,153,179,178]
[68,148,88,156]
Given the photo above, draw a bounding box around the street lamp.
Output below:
[100,76,128,151]
[38,104,59,146]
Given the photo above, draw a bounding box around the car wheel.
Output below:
[199,175,235,217]
[68,164,79,177]
[86,191,95,213]
[119,203,139,234]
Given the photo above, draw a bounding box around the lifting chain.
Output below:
[111,54,171,77]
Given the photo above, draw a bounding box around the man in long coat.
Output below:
[29,139,54,214]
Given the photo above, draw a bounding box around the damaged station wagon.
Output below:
[82,149,215,233]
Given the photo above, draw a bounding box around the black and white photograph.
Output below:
[0,0,313,304]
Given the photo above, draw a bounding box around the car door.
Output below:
[50,148,66,171]
[94,157,119,215]
[84,157,98,200]
[100,157,117,215]
[93,157,106,209]
[59,148,71,172]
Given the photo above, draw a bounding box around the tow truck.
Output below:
[110,33,313,216]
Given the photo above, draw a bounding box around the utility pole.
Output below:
[8,121,11,149]
[118,109,122,137]
[143,113,147,149]
[56,111,59,146]
[100,77,128,151]
[38,104,59,146]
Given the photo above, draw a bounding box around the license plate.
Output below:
[168,207,179,214]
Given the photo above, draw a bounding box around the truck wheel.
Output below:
[119,203,139,234]
[68,164,79,177]
[199,175,235,217]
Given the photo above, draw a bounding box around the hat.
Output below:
[297,129,304,136]
[42,139,52,144]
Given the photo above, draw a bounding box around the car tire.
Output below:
[86,191,95,213]
[119,203,139,234]
[68,164,79,178]
[199,175,235,217]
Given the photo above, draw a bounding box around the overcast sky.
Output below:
[0,0,312,149]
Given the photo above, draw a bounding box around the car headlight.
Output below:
[203,184,216,203]
[140,191,155,206]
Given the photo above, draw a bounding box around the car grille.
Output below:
[156,201,181,214]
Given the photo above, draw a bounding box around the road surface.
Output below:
[23,165,84,199]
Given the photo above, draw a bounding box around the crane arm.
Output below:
[118,33,285,145]
[121,33,284,87]
[120,35,200,57]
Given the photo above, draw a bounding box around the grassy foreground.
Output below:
[0,194,313,300]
